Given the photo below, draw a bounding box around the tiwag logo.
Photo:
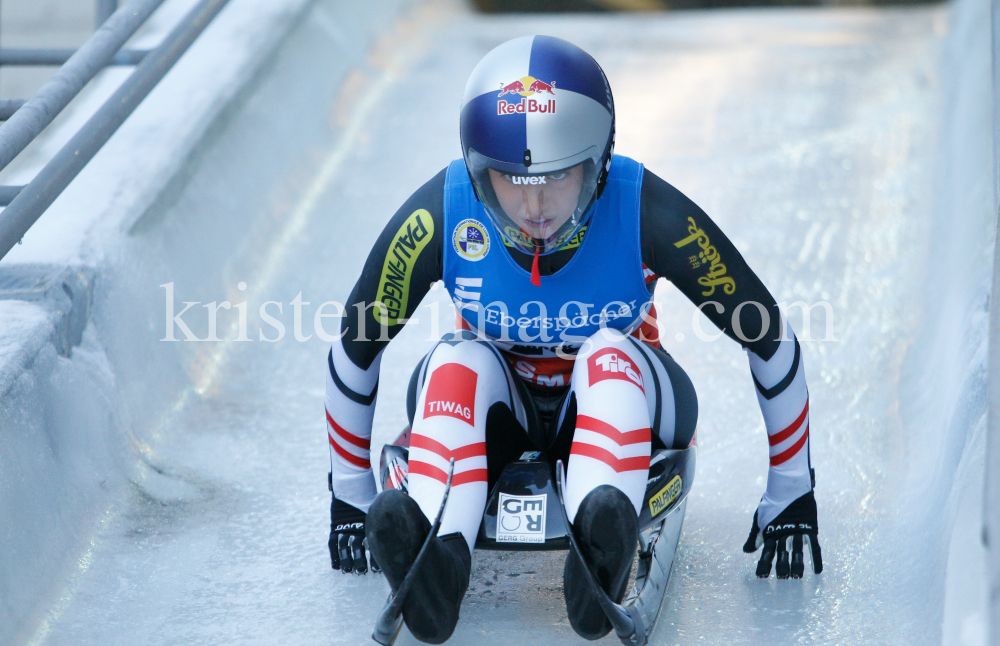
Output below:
[426,400,473,419]
[424,363,477,426]
[587,348,644,393]
[497,76,557,116]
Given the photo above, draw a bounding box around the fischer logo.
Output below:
[497,76,557,115]
[588,348,644,392]
[424,363,478,426]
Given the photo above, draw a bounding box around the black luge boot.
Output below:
[564,485,638,640]
[366,490,471,644]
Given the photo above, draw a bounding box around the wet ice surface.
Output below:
[32,2,985,645]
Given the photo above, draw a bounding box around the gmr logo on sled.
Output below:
[497,493,546,544]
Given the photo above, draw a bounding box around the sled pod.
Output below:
[379,428,696,551]
[375,428,695,646]
[475,452,571,550]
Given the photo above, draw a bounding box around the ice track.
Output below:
[6,0,993,643]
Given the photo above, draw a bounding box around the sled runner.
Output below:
[374,427,695,646]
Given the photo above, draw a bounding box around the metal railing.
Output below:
[0,0,232,260]
[0,48,149,66]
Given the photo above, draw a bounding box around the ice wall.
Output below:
[985,0,1000,638]
[0,0,417,642]
[915,0,994,642]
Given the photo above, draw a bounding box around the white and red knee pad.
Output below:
[407,331,528,550]
[562,330,685,521]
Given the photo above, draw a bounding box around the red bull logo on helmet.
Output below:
[497,76,557,116]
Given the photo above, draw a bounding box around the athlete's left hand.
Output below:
[743,491,823,579]
[329,495,380,575]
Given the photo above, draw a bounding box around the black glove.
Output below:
[330,495,380,574]
[743,491,823,579]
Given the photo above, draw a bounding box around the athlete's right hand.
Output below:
[329,495,380,574]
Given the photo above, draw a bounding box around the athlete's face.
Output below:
[489,165,584,241]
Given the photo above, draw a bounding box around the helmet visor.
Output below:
[467,149,601,255]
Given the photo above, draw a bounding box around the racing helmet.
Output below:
[460,36,615,256]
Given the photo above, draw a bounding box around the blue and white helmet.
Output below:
[460,36,615,255]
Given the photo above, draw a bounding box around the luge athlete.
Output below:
[325,36,822,644]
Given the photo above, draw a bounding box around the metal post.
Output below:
[0,48,149,66]
[0,100,24,120]
[0,0,166,174]
[0,186,22,206]
[0,0,232,261]
[96,0,118,28]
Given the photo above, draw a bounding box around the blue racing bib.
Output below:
[443,155,652,353]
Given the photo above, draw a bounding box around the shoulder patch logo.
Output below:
[453,219,490,262]
[375,209,434,326]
